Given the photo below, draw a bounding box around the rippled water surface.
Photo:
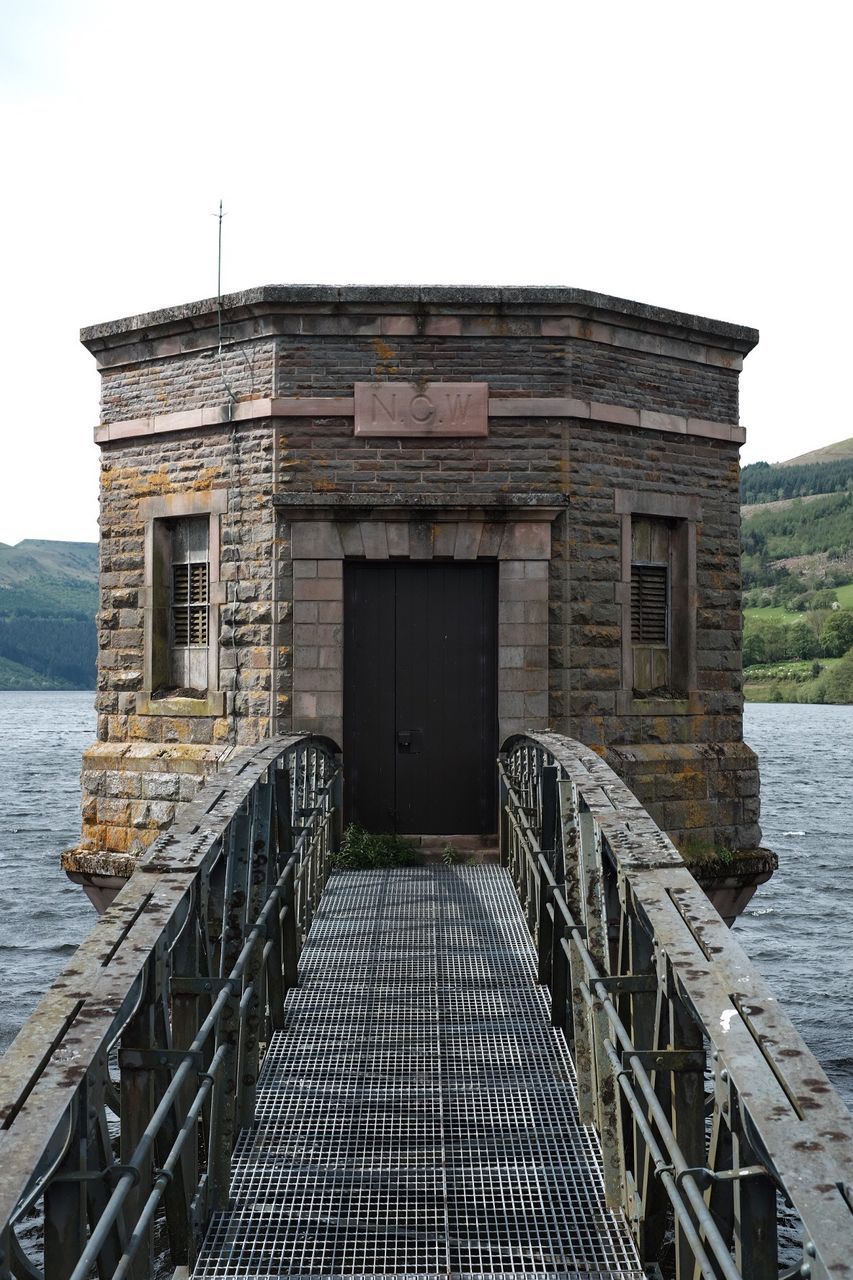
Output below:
[0,691,97,1052]
[738,703,853,1107]
[1,695,851,1115]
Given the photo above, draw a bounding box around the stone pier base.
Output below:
[61,741,230,909]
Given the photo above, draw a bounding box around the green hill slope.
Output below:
[781,437,853,467]
[740,440,853,703]
[743,490,852,562]
[0,540,98,690]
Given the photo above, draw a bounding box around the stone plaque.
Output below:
[354,382,488,437]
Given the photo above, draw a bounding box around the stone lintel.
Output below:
[614,489,703,520]
[93,396,746,446]
[277,494,566,524]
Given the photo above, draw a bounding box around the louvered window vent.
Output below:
[631,563,668,644]
[172,562,209,647]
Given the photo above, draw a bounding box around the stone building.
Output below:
[62,285,770,910]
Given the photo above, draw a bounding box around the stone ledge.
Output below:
[686,847,779,927]
[80,284,759,351]
[615,692,703,716]
[607,741,759,769]
[136,691,225,717]
[61,846,137,879]
[94,395,746,445]
[81,741,228,774]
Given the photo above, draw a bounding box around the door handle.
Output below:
[397,729,423,755]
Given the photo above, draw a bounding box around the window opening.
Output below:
[169,517,209,692]
[631,516,670,694]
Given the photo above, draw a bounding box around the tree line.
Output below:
[741,457,853,503]
[0,615,96,688]
[744,611,853,666]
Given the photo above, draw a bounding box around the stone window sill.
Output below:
[616,691,702,716]
[136,691,225,718]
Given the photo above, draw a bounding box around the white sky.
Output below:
[0,0,850,546]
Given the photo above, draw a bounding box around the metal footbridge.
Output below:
[1,734,853,1280]
[194,865,642,1280]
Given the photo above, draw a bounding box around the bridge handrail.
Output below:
[0,733,341,1280]
[500,731,853,1280]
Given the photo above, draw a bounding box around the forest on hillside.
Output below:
[741,456,853,503]
[0,541,98,689]
[742,490,853,574]
[741,453,853,702]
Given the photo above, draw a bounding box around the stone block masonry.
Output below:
[64,286,767,904]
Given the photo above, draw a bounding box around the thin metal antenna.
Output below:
[215,200,228,364]
[216,199,224,303]
[212,199,240,742]
[213,200,236,406]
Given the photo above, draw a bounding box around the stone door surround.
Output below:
[277,494,563,750]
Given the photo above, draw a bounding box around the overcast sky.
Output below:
[0,1,849,546]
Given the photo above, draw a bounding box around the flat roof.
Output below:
[81,284,759,351]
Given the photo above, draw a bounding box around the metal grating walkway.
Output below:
[193,866,645,1280]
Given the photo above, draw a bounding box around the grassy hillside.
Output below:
[0,541,98,690]
[781,436,853,467]
[740,441,853,702]
[742,490,852,561]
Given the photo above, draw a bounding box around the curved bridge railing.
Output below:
[0,734,341,1280]
[499,731,853,1280]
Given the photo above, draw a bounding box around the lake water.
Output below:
[737,702,853,1106]
[0,691,98,1051]
[0,694,851,1112]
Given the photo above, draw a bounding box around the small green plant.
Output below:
[679,839,735,870]
[441,843,457,866]
[331,823,418,870]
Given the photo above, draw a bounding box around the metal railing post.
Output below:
[668,986,705,1280]
[569,935,595,1126]
[540,764,558,860]
[237,779,274,1130]
[118,969,158,1280]
[591,991,626,1210]
[165,918,200,1269]
[208,803,251,1210]
[537,873,553,986]
[281,862,299,991]
[331,755,344,855]
[732,1115,778,1280]
[498,763,509,868]
[43,1088,88,1280]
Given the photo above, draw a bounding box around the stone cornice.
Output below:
[82,310,749,376]
[93,395,746,445]
[81,284,759,354]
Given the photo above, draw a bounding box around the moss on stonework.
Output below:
[678,842,778,880]
[679,839,735,869]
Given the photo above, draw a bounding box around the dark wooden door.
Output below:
[344,562,498,834]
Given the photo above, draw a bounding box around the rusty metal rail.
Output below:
[499,731,853,1280]
[0,734,341,1280]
